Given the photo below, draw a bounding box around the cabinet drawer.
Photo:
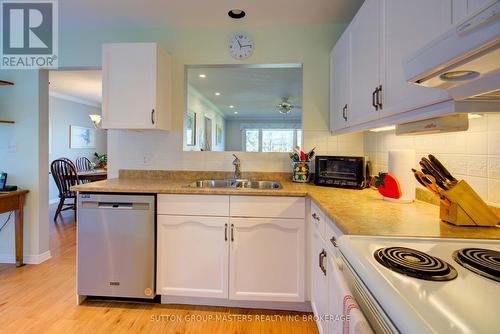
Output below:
[157,194,229,216]
[310,200,326,239]
[230,196,305,219]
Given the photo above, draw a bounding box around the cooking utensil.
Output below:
[413,170,451,206]
[411,168,428,188]
[421,157,449,184]
[419,160,449,190]
[428,154,457,184]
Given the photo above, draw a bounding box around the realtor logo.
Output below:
[1,0,58,69]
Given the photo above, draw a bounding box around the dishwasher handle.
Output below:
[80,201,150,210]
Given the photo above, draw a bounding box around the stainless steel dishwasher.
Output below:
[77,193,155,299]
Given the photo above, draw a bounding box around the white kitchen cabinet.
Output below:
[102,43,171,130]
[329,0,466,134]
[229,217,305,302]
[330,31,350,131]
[311,222,329,334]
[452,0,491,24]
[379,0,451,118]
[348,0,381,126]
[157,215,229,299]
[157,195,306,307]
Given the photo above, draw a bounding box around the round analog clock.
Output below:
[229,33,253,59]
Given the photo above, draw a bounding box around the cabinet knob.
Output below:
[330,236,338,247]
[372,87,379,111]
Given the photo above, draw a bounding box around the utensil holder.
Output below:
[439,180,499,227]
[292,161,311,183]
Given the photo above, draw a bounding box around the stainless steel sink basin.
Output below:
[238,180,282,189]
[186,179,281,190]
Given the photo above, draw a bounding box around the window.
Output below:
[245,129,259,152]
[244,128,303,152]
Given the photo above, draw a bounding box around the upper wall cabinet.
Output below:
[102,43,172,130]
[330,0,456,134]
[380,0,451,118]
[330,32,350,132]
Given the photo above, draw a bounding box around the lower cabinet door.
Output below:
[157,215,229,299]
[229,218,305,302]
[311,225,329,334]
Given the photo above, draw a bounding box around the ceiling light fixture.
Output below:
[89,114,102,128]
[229,105,234,108]
[277,97,295,114]
[234,111,238,114]
[228,9,246,19]
[199,74,206,78]
[215,92,221,96]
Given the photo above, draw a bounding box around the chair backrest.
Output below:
[75,156,92,172]
[51,159,80,197]
[60,157,76,168]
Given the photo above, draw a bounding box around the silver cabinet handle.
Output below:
[376,85,383,110]
[312,213,320,222]
[224,223,228,241]
[319,250,327,276]
[330,236,338,247]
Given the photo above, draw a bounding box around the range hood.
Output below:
[404,0,500,101]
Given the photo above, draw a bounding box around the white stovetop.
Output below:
[339,236,500,334]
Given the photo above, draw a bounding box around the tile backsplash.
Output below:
[364,114,500,206]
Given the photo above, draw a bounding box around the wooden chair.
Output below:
[51,159,80,222]
[75,156,92,172]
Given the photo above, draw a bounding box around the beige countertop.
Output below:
[72,171,500,240]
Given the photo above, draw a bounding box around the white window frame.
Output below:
[242,128,303,152]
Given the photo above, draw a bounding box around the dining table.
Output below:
[77,169,108,182]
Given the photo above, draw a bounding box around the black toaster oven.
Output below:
[314,156,366,189]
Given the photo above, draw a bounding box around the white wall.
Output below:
[0,70,49,264]
[364,114,500,206]
[56,23,364,177]
[48,96,106,202]
[184,85,225,152]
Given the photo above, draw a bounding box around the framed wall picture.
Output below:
[186,111,197,146]
[216,123,222,145]
[70,125,96,149]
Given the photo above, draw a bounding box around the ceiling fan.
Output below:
[276,97,301,114]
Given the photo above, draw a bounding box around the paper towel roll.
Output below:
[385,149,415,203]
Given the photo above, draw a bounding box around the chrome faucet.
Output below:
[232,154,242,179]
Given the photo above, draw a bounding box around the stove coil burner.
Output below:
[453,248,500,283]
[374,247,458,281]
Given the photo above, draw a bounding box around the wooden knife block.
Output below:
[439,180,499,227]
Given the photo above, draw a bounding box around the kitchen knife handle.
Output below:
[428,154,457,183]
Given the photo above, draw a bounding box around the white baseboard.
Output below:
[0,250,51,265]
[160,295,313,312]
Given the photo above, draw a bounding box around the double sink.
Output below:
[186,179,282,190]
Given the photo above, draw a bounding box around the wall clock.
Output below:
[229,33,253,59]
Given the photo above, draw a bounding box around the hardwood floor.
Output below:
[0,205,318,334]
